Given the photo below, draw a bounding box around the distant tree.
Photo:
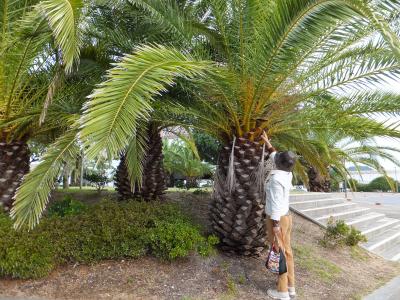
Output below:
[84,172,110,193]
[366,176,397,192]
[193,131,221,165]
[347,179,359,191]
[163,140,214,189]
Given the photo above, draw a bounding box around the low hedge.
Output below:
[0,199,218,279]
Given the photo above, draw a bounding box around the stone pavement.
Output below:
[363,276,400,300]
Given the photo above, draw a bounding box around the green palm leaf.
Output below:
[37,0,83,72]
[80,44,212,160]
[11,129,79,229]
[124,126,148,192]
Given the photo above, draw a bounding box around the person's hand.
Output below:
[261,131,271,145]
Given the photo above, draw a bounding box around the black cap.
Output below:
[275,151,297,172]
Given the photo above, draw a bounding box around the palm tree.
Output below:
[163,137,214,189]
[12,1,400,258]
[88,1,206,200]
[0,0,83,211]
[293,93,400,191]
[304,132,400,192]
[115,122,167,200]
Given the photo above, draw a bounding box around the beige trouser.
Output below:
[266,214,295,292]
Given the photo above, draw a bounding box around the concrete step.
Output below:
[353,218,400,240]
[316,207,371,223]
[344,212,385,227]
[391,252,400,261]
[290,193,336,201]
[363,224,400,255]
[290,198,345,210]
[300,202,358,218]
[289,193,400,261]
[382,239,400,261]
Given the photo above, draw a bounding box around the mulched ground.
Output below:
[1,191,399,300]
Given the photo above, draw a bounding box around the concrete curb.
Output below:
[363,276,400,300]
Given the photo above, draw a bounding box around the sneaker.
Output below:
[288,286,296,298]
[267,288,290,300]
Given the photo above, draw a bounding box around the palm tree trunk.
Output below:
[115,126,166,201]
[185,177,198,189]
[114,153,136,200]
[137,127,167,200]
[0,140,30,212]
[307,166,330,192]
[210,135,268,256]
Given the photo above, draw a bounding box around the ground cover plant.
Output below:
[321,218,367,248]
[1,192,399,300]
[47,195,88,217]
[0,198,218,279]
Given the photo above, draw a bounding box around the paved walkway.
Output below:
[349,192,400,219]
[363,276,400,300]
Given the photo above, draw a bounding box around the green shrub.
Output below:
[47,195,88,217]
[83,172,110,192]
[0,199,218,279]
[356,176,399,192]
[0,214,55,279]
[321,218,367,247]
[345,226,368,246]
[367,176,398,192]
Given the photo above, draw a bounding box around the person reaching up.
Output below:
[261,131,297,300]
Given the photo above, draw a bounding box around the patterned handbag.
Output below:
[265,232,288,275]
[265,244,281,274]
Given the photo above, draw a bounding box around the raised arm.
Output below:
[261,131,276,154]
[261,131,281,237]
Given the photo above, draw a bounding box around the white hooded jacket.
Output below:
[264,151,293,221]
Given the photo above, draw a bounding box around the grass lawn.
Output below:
[56,186,116,192]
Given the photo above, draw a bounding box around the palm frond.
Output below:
[80,44,212,160]
[36,0,83,72]
[124,126,148,192]
[11,129,79,229]
[130,0,220,47]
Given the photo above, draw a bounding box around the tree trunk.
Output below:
[139,127,166,200]
[165,172,174,188]
[307,166,330,192]
[115,126,167,201]
[0,140,30,212]
[209,135,268,256]
[114,153,136,200]
[70,169,77,186]
[185,177,198,189]
[79,150,84,189]
[62,163,70,189]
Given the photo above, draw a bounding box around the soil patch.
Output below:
[1,191,399,300]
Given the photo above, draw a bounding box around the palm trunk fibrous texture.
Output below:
[307,166,331,192]
[210,135,268,256]
[0,140,30,212]
[115,153,136,200]
[139,129,167,201]
[115,128,167,201]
